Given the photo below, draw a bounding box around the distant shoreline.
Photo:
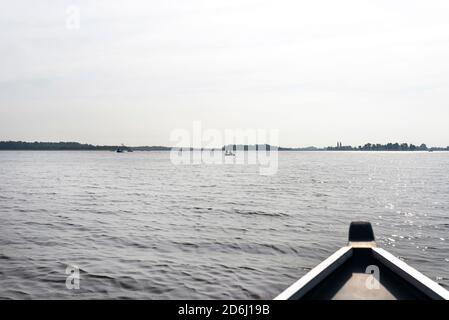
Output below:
[1,141,448,152]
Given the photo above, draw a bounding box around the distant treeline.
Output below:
[0,141,175,151]
[221,144,320,151]
[132,146,171,151]
[223,144,275,151]
[0,142,313,151]
[0,141,115,150]
[1,141,448,151]
[223,143,449,151]
[328,143,449,151]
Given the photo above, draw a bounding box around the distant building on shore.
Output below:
[328,141,352,151]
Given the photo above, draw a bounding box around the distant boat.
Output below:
[225,150,235,156]
[116,144,132,153]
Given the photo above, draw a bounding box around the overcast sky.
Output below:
[1,0,449,147]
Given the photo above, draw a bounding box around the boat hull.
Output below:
[275,222,449,300]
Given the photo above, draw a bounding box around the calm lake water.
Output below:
[0,151,448,299]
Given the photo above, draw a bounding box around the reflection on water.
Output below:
[0,151,448,299]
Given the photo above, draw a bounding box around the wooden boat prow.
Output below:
[275,222,449,300]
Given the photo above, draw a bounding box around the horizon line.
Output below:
[1,140,449,150]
